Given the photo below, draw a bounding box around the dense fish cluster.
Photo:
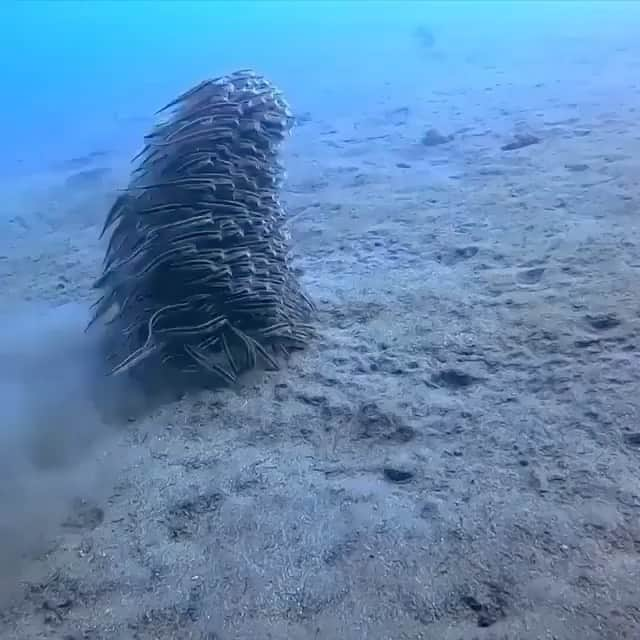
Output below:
[90,70,315,386]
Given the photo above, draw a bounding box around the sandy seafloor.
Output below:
[1,36,640,640]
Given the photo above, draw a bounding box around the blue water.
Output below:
[1,0,640,630]
[0,0,638,175]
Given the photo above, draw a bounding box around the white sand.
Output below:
[1,34,640,640]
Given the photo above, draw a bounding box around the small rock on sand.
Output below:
[421,128,453,146]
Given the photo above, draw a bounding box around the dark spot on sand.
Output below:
[461,595,483,612]
[355,402,416,443]
[421,128,453,146]
[623,433,640,449]
[383,468,414,484]
[461,585,508,628]
[437,245,479,265]
[501,134,540,151]
[419,501,439,519]
[165,492,224,540]
[431,369,480,388]
[565,162,589,172]
[516,267,545,285]
[585,313,621,331]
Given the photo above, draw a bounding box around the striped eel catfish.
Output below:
[90,70,315,387]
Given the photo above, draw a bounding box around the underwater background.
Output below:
[1,1,638,175]
[1,1,640,638]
